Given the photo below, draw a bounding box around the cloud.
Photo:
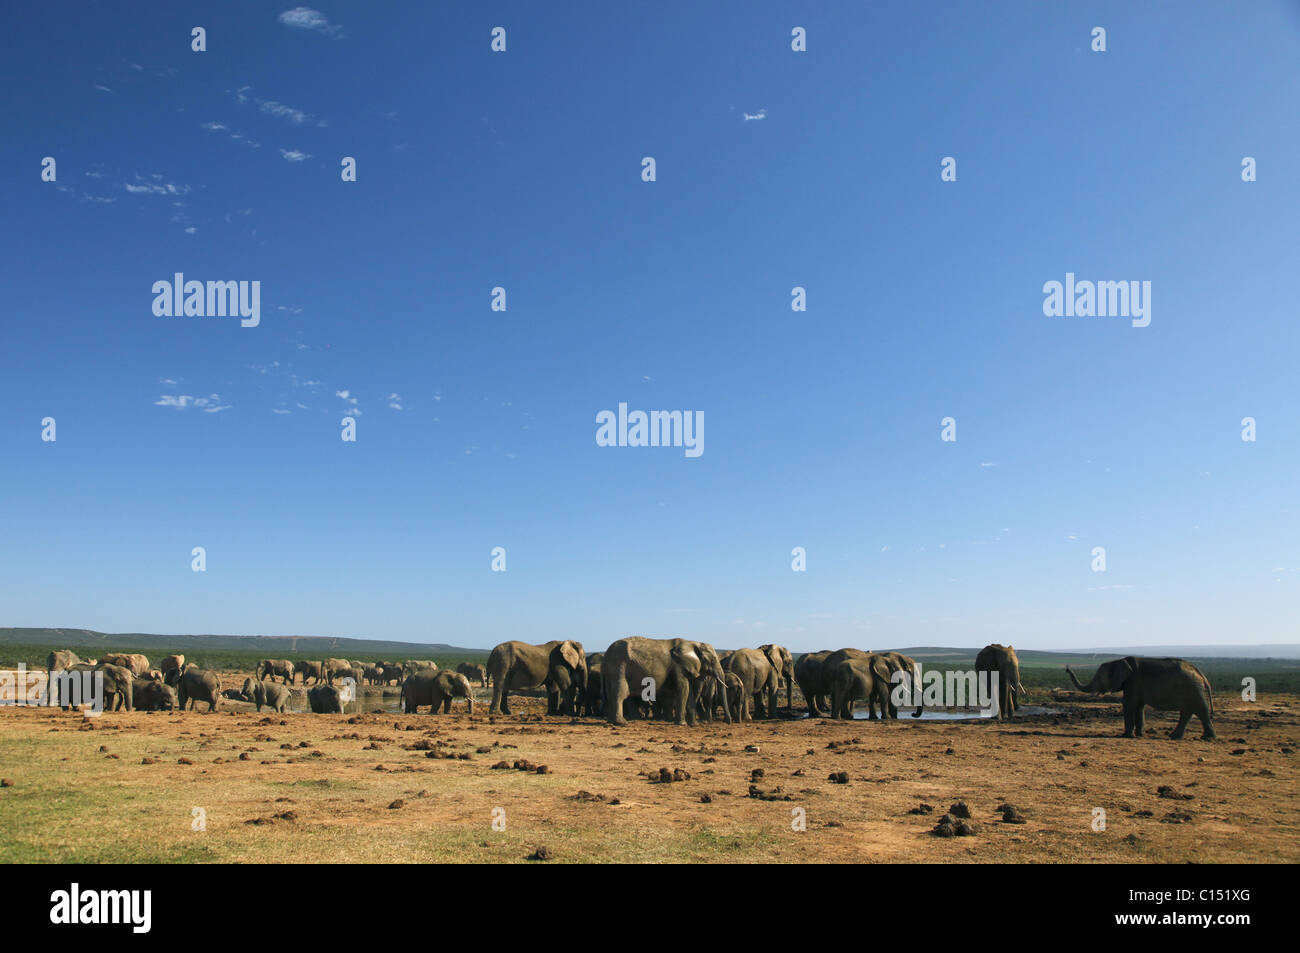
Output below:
[155,394,230,413]
[387,393,403,411]
[124,175,190,196]
[93,85,113,94]
[979,461,997,467]
[262,101,310,124]
[277,7,344,36]
[201,122,228,132]
[742,109,767,121]
[280,149,311,162]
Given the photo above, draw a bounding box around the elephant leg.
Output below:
[606,666,629,726]
[1170,711,1191,740]
[804,686,822,718]
[767,687,778,719]
[1199,706,1216,740]
[489,677,505,715]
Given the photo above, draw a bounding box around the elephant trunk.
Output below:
[1065,666,1093,693]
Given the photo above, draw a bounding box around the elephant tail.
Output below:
[1192,663,1214,717]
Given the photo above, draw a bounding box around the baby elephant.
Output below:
[242,677,290,713]
[133,678,178,711]
[401,670,474,714]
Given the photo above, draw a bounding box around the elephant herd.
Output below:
[39,641,1219,739]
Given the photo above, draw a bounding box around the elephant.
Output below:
[456,662,488,687]
[723,648,781,721]
[794,650,833,717]
[797,649,887,717]
[242,677,290,713]
[699,671,744,723]
[1066,657,1215,740]
[487,640,587,715]
[101,653,151,676]
[975,644,1026,720]
[257,659,295,684]
[755,643,795,714]
[379,662,405,686]
[363,665,384,685]
[828,655,893,720]
[545,664,585,716]
[402,670,474,714]
[46,649,81,674]
[96,663,135,711]
[133,678,177,711]
[176,666,221,712]
[404,660,438,674]
[308,683,347,714]
[581,652,604,717]
[820,649,894,719]
[293,660,325,685]
[323,658,353,683]
[54,662,134,711]
[160,654,185,677]
[875,651,924,718]
[603,637,730,727]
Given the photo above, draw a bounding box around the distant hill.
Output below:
[0,628,486,660]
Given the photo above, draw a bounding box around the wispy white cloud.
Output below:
[93,84,113,94]
[742,108,767,121]
[155,394,230,413]
[262,101,310,124]
[277,7,344,37]
[279,149,311,162]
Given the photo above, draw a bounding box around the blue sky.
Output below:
[3,2,1298,652]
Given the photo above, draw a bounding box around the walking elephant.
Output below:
[257,659,295,684]
[603,637,730,727]
[402,670,474,714]
[292,660,325,685]
[487,640,587,715]
[160,654,185,678]
[242,677,290,713]
[975,644,1025,720]
[1066,656,1215,740]
[323,658,353,683]
[723,648,781,721]
[176,666,221,712]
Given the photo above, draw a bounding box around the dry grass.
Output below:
[1,679,1297,864]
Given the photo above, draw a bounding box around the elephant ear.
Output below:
[558,641,584,670]
[763,645,782,672]
[671,641,703,678]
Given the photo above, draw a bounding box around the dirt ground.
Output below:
[1,672,1296,863]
